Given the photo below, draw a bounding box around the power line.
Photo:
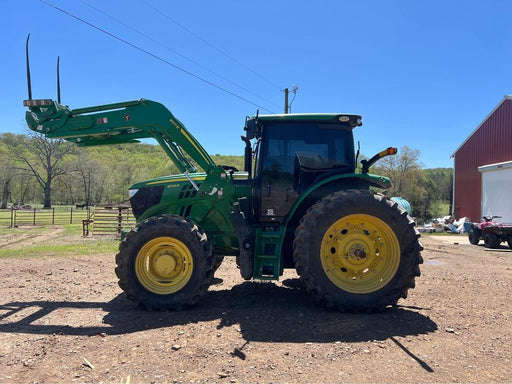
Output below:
[38,0,277,113]
[139,0,283,91]
[78,0,281,110]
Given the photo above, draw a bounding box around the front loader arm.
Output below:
[24,98,217,174]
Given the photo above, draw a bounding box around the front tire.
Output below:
[293,189,423,312]
[115,215,214,310]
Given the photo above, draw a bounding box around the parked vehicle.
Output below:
[22,36,423,312]
[468,216,512,249]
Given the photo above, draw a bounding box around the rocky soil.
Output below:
[0,231,511,383]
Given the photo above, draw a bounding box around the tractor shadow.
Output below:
[0,278,437,344]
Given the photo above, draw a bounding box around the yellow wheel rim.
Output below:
[135,236,193,295]
[320,214,400,294]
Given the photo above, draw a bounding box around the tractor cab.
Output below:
[244,113,361,222]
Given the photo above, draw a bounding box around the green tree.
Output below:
[0,136,17,208]
[376,146,422,196]
[9,133,75,208]
[72,149,108,206]
[374,146,439,222]
[425,168,453,201]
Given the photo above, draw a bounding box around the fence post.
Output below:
[52,208,55,224]
[117,208,123,234]
[33,208,36,226]
[10,207,14,227]
[70,207,73,224]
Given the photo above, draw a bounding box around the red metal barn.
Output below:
[451,95,512,223]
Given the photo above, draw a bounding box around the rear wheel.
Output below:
[483,232,499,248]
[293,189,423,312]
[115,215,214,310]
[468,228,481,245]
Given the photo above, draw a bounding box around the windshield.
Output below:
[261,122,355,174]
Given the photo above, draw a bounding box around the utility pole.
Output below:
[283,85,298,114]
[284,88,289,114]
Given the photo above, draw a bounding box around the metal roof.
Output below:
[451,95,512,157]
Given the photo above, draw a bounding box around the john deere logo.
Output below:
[124,114,131,122]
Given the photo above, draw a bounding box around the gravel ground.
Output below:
[0,231,511,383]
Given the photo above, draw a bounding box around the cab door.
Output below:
[258,130,299,222]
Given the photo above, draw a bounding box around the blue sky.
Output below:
[2,0,512,168]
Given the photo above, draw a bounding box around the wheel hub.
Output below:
[135,236,193,295]
[320,214,400,294]
[349,244,367,261]
[154,251,178,277]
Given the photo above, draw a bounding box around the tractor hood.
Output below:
[129,171,249,190]
[129,173,208,190]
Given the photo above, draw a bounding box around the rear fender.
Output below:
[288,173,391,222]
[279,173,392,269]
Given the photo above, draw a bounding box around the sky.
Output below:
[2,0,512,169]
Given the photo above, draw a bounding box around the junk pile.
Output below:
[420,216,469,233]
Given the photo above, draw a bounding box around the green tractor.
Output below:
[23,42,422,313]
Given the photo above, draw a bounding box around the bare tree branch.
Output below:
[8,133,75,208]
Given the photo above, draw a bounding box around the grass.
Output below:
[0,241,118,259]
[0,226,47,236]
[62,224,86,236]
[0,224,119,259]
[421,231,465,237]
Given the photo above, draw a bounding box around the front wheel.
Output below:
[115,215,214,310]
[293,189,423,312]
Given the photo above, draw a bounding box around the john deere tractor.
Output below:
[23,44,422,313]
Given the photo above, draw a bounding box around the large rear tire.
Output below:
[483,232,499,248]
[293,189,423,312]
[115,215,214,310]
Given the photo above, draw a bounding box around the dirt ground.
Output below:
[0,229,511,383]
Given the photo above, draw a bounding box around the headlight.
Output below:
[129,189,139,198]
[23,99,53,107]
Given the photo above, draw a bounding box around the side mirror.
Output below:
[360,147,397,174]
